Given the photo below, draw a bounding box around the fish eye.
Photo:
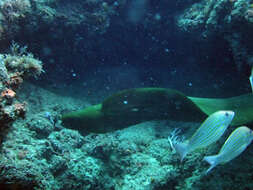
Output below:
[225,112,229,117]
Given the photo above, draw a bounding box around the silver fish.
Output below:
[249,67,253,92]
[174,110,235,161]
[250,76,253,92]
[204,126,253,173]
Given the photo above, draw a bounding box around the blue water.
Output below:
[32,12,249,98]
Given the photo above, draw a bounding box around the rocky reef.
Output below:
[0,42,42,144]
[1,87,253,190]
[0,0,251,73]
[176,0,253,71]
[0,0,123,41]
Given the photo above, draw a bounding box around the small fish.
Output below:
[204,126,253,174]
[174,110,235,161]
[249,67,253,92]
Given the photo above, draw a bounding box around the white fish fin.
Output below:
[249,75,253,92]
[174,142,188,162]
[203,155,219,174]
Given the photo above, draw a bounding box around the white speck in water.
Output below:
[114,1,119,6]
[123,100,128,104]
[154,13,161,21]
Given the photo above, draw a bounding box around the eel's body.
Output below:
[189,93,253,126]
[62,88,253,133]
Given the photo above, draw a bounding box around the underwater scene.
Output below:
[1,0,253,189]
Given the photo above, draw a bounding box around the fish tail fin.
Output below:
[249,75,253,92]
[203,155,219,174]
[174,142,188,162]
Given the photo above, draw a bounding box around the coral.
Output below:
[25,115,57,138]
[0,43,43,130]
[176,0,253,70]
[0,0,33,40]
[0,0,124,44]
[4,42,44,78]
[0,84,253,189]
[0,55,9,83]
[1,88,16,100]
[13,102,26,118]
[1,0,31,22]
[6,72,23,89]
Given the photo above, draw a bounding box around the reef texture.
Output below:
[0,0,124,40]
[0,43,42,140]
[0,84,253,190]
[0,0,251,73]
[177,0,253,70]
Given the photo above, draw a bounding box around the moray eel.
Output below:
[62,88,253,134]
